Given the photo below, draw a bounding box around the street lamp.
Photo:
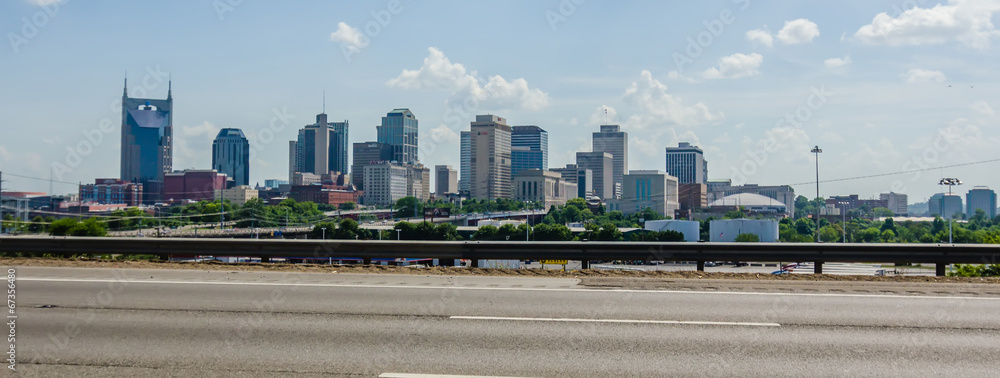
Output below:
[321,227,327,240]
[938,178,963,244]
[838,201,849,243]
[811,146,823,243]
[396,228,401,241]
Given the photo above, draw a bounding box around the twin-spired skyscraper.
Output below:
[120,78,173,204]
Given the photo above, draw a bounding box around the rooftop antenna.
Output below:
[604,107,608,124]
[167,74,172,99]
[323,91,326,114]
[123,71,128,97]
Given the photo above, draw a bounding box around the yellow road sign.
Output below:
[540,260,568,265]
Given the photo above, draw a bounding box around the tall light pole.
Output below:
[396,228,401,241]
[839,201,849,243]
[321,227,327,240]
[939,178,962,244]
[811,146,823,242]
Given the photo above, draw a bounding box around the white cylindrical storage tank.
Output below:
[644,220,701,242]
[709,219,779,242]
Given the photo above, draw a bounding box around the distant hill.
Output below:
[908,202,929,217]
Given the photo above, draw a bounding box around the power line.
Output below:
[787,158,1000,187]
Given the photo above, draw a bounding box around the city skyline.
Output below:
[3,1,1000,203]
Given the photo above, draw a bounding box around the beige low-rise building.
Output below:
[214,185,259,206]
[514,169,577,208]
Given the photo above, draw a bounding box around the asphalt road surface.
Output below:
[10,267,1000,377]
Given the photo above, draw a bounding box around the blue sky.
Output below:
[2,0,999,204]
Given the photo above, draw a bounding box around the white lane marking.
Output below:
[380,374,532,378]
[450,316,781,327]
[17,277,1000,300]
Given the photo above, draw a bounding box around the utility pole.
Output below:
[939,178,962,244]
[811,146,823,243]
[0,171,5,234]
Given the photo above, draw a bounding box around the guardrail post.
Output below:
[470,259,479,268]
[936,263,947,277]
[581,260,590,269]
[696,261,705,272]
[814,262,823,274]
[363,257,372,265]
[261,257,270,263]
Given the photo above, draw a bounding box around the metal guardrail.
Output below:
[2,237,998,276]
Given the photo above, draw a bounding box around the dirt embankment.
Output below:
[3,257,1000,284]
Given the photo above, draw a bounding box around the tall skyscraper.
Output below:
[351,142,394,190]
[966,186,997,218]
[592,125,628,199]
[606,170,680,217]
[470,115,512,200]
[939,193,963,219]
[406,164,431,201]
[329,120,349,175]
[120,78,172,203]
[363,162,408,206]
[879,192,909,216]
[576,151,613,199]
[929,193,944,216]
[459,131,471,193]
[289,113,349,178]
[436,165,458,195]
[377,108,419,164]
[665,142,707,184]
[212,128,250,187]
[510,125,548,179]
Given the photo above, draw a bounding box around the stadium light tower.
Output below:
[811,146,823,242]
[938,178,962,244]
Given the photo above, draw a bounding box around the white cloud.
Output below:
[26,0,62,5]
[329,22,368,51]
[822,131,846,143]
[901,68,946,83]
[175,121,220,170]
[387,47,550,111]
[745,19,819,47]
[622,71,723,129]
[666,70,698,83]
[854,0,1000,50]
[971,101,996,116]
[702,53,763,79]
[776,19,820,44]
[824,55,852,67]
[427,124,460,147]
[745,28,774,47]
[589,105,618,126]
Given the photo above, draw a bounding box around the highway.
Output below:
[11,267,1000,377]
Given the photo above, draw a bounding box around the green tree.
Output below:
[632,230,685,242]
[28,216,46,233]
[472,225,499,241]
[49,218,107,237]
[592,223,623,241]
[394,197,422,218]
[872,207,895,218]
[735,233,760,242]
[817,225,841,243]
[338,202,357,211]
[532,223,573,241]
